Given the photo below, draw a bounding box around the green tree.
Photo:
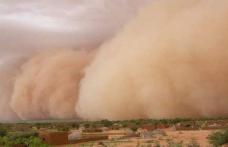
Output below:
[0,128,7,137]
[100,119,113,127]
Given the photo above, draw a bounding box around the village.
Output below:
[40,120,228,147]
[1,118,227,147]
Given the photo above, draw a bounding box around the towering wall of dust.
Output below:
[76,0,228,120]
[1,0,228,121]
[0,56,26,121]
[0,0,150,121]
[10,50,92,120]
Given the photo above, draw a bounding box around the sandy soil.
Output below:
[57,129,215,147]
[104,130,213,147]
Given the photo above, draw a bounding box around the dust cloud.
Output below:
[76,0,228,120]
[10,50,92,120]
[1,0,228,121]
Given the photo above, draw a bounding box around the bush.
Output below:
[0,128,7,137]
[100,119,113,127]
[187,139,200,147]
[0,132,49,147]
[208,129,228,147]
[167,140,183,147]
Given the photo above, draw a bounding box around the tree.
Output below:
[0,128,6,137]
[100,120,113,127]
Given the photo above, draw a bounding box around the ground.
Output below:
[57,130,214,147]
[1,118,228,146]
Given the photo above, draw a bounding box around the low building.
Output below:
[106,129,135,139]
[38,129,68,145]
[68,130,82,143]
[137,128,166,139]
[100,127,109,132]
[73,135,108,143]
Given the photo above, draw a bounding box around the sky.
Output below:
[0,0,150,57]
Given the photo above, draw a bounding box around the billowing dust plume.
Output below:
[76,0,228,120]
[0,0,149,121]
[10,50,93,120]
[0,56,26,121]
[1,0,228,121]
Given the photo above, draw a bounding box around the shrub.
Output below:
[187,139,200,147]
[0,128,7,137]
[84,123,90,129]
[208,129,228,147]
[100,119,113,127]
[0,132,49,147]
[154,141,161,147]
[167,140,183,147]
